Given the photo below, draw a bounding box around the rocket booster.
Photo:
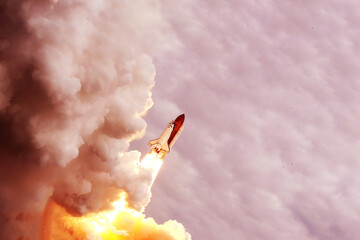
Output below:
[148,114,185,157]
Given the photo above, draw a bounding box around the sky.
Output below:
[1,0,360,240]
[132,1,360,239]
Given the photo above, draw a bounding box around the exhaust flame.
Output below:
[73,192,141,238]
[140,151,164,182]
[41,152,190,240]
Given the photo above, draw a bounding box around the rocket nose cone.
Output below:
[175,114,185,124]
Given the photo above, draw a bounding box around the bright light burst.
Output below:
[66,192,141,239]
[61,152,163,239]
[41,152,190,240]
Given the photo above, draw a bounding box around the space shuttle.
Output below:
[148,114,185,158]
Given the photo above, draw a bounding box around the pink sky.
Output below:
[1,0,360,239]
[136,1,360,239]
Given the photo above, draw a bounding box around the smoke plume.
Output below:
[0,0,186,239]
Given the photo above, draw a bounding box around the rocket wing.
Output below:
[148,138,160,146]
[148,138,170,153]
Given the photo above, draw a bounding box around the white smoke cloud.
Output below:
[0,0,184,239]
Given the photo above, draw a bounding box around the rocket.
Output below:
[148,114,185,158]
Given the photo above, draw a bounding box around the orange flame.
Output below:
[40,152,190,240]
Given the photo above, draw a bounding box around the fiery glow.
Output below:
[41,195,189,240]
[69,192,142,239]
[63,152,163,239]
[40,152,191,240]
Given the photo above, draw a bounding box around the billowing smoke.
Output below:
[0,0,185,239]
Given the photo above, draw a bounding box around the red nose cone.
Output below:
[175,114,185,125]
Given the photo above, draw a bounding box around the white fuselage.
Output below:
[148,114,185,157]
[150,122,174,152]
